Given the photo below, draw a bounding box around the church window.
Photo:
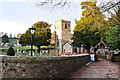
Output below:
[68,24,70,27]
[57,41,59,47]
[65,24,67,29]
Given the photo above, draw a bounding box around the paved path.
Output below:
[68,59,119,79]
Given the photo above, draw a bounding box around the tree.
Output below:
[105,7,120,49]
[72,1,107,52]
[100,1,120,13]
[72,31,100,52]
[2,34,9,46]
[36,0,120,14]
[107,6,120,25]
[80,1,108,37]
[19,32,31,46]
[105,25,120,49]
[19,21,51,53]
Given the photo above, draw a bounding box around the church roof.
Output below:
[95,41,109,48]
[62,41,72,46]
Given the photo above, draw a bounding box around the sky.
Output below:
[0,0,114,35]
[0,0,84,35]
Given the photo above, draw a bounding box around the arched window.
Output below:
[65,24,67,29]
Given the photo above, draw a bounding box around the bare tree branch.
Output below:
[36,0,71,8]
[35,0,120,15]
[100,1,120,13]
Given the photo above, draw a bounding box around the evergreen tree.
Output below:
[72,1,107,52]
[105,7,120,49]
[2,34,9,46]
[7,46,15,56]
[105,25,120,49]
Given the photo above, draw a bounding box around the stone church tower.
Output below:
[54,19,71,53]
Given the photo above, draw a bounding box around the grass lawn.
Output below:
[0,45,54,50]
[0,45,55,56]
[9,38,19,43]
[0,46,37,50]
[14,46,38,50]
[98,53,107,56]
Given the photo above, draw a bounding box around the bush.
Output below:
[7,46,15,56]
[111,56,120,62]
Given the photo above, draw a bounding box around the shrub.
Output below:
[111,56,120,62]
[7,46,15,56]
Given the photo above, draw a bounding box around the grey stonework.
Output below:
[0,57,2,79]
[1,55,90,78]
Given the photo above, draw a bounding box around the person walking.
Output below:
[90,48,98,61]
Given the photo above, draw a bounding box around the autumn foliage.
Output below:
[19,21,51,52]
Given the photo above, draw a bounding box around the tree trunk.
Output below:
[84,44,91,53]
[37,46,41,53]
[86,45,90,53]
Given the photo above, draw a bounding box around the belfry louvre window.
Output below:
[65,24,67,29]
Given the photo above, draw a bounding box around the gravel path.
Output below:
[68,59,119,79]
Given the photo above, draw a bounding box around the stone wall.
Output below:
[0,54,90,79]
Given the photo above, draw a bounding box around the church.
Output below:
[51,19,109,54]
[51,19,73,54]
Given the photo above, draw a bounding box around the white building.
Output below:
[63,41,73,53]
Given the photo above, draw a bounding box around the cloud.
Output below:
[0,20,27,34]
[0,0,28,2]
[0,0,44,2]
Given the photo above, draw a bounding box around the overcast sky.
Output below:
[0,0,113,35]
